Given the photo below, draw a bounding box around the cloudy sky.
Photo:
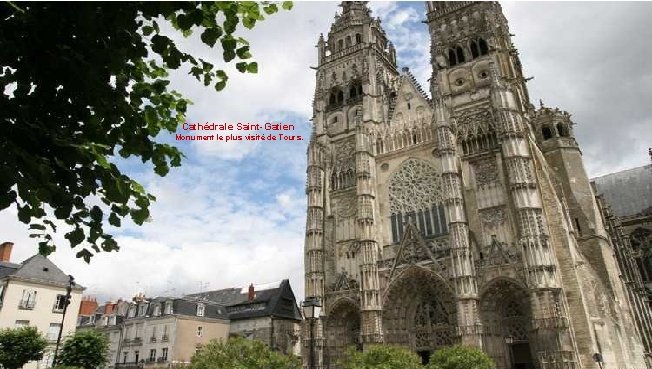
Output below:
[2,2,651,304]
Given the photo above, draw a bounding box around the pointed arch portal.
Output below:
[324,299,360,369]
[480,278,536,369]
[382,267,456,363]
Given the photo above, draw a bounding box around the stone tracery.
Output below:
[324,300,360,369]
[389,159,443,214]
[383,267,456,352]
[480,279,533,369]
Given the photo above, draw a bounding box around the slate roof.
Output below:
[0,254,83,290]
[593,164,652,218]
[148,296,229,320]
[186,279,302,322]
[0,261,20,279]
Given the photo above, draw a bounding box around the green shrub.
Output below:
[341,345,423,369]
[427,345,494,369]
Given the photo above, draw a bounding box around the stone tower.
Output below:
[303,2,652,369]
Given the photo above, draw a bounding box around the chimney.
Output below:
[104,302,115,315]
[0,242,14,262]
[248,283,255,301]
[79,296,99,316]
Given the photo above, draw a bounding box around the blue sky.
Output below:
[2,2,651,302]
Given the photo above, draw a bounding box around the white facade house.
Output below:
[0,242,84,369]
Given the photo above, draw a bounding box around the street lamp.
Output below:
[593,352,604,369]
[52,275,75,367]
[302,297,322,369]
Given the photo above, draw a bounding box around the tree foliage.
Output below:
[341,345,423,369]
[0,1,292,261]
[57,330,110,369]
[427,345,494,369]
[0,326,48,369]
[189,336,300,369]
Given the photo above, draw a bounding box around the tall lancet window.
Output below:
[388,159,448,243]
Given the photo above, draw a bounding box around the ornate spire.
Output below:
[340,1,371,17]
[331,1,372,31]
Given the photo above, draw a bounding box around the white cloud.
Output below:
[2,2,651,306]
[162,2,338,161]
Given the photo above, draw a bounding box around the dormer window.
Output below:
[128,305,136,318]
[153,304,161,317]
[197,303,205,317]
[164,301,173,315]
[138,304,147,317]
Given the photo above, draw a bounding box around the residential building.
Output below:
[187,279,302,355]
[80,295,230,368]
[304,2,652,369]
[80,279,302,369]
[0,242,84,369]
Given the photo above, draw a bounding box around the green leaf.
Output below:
[65,227,85,247]
[142,26,154,36]
[90,206,103,222]
[223,49,236,62]
[215,80,227,91]
[200,27,223,47]
[246,62,258,73]
[263,4,278,14]
[130,207,150,225]
[76,249,93,263]
[242,17,256,29]
[215,70,227,80]
[176,13,193,30]
[236,46,252,59]
[282,2,294,10]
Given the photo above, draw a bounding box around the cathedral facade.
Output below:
[303,2,652,369]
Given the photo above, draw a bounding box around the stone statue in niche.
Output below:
[331,139,356,190]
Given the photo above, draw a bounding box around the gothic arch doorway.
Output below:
[324,299,360,369]
[382,267,456,363]
[480,278,535,369]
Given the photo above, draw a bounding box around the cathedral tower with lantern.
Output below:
[303,2,652,369]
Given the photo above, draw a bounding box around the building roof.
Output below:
[592,164,652,218]
[0,254,83,290]
[186,279,302,321]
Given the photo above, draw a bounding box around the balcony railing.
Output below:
[161,335,169,342]
[123,337,143,346]
[18,300,36,310]
[150,336,157,343]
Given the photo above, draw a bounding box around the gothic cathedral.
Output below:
[303,2,652,369]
